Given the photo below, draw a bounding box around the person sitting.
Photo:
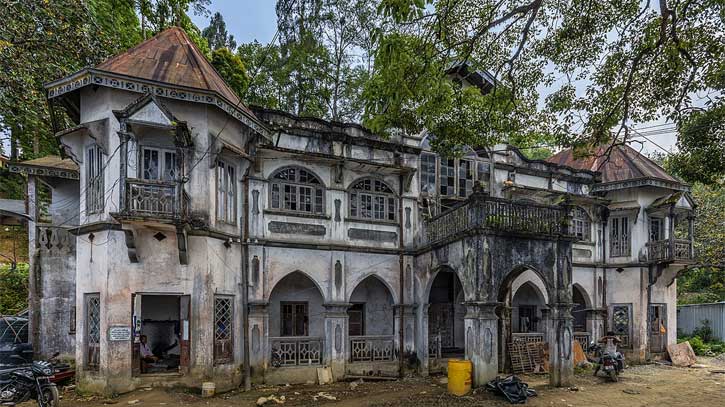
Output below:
[140,335,158,363]
[594,331,624,375]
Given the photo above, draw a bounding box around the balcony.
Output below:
[646,239,694,263]
[423,194,571,246]
[117,179,189,222]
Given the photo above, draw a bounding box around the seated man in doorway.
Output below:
[140,335,158,363]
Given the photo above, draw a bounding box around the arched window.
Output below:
[270,167,325,214]
[349,178,397,221]
[572,207,591,242]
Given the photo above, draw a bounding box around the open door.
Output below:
[179,295,191,372]
[132,294,142,376]
[649,304,667,353]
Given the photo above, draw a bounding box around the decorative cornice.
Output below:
[7,163,79,180]
[46,68,270,140]
[591,177,689,193]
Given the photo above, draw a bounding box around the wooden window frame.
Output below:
[281,301,309,337]
[216,159,237,225]
[610,215,631,257]
[269,166,325,215]
[349,178,397,222]
[140,146,177,181]
[85,145,105,214]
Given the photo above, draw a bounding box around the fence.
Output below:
[677,302,725,342]
[349,335,396,362]
[270,336,323,367]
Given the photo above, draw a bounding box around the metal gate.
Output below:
[649,304,667,353]
[428,303,454,348]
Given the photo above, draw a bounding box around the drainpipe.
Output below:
[241,165,251,391]
[601,208,608,334]
[398,168,405,377]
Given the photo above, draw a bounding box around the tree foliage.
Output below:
[210,47,249,98]
[365,0,724,169]
[677,182,725,304]
[202,11,236,50]
[0,264,29,315]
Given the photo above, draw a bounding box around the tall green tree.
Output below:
[202,11,236,51]
[137,0,211,56]
[237,41,286,109]
[365,0,724,167]
[210,48,249,98]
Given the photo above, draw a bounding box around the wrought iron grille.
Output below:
[574,332,591,347]
[214,296,233,363]
[512,333,545,344]
[350,336,396,362]
[86,295,101,368]
[270,337,323,367]
[428,333,441,359]
[127,179,176,216]
[612,305,631,348]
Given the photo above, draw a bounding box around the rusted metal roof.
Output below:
[547,144,682,185]
[96,27,252,116]
[14,156,78,172]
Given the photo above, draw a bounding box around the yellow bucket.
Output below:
[447,359,472,396]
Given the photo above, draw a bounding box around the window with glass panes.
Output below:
[419,153,437,194]
[610,216,631,257]
[572,207,591,241]
[440,158,455,196]
[281,302,308,336]
[349,179,397,221]
[458,159,474,197]
[649,217,664,241]
[270,167,325,214]
[216,160,237,224]
[141,147,177,181]
[86,145,105,214]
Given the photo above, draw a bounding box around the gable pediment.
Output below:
[128,100,173,126]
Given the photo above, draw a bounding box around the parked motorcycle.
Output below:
[588,341,624,382]
[0,353,60,406]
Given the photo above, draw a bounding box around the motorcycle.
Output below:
[588,342,624,382]
[0,353,60,406]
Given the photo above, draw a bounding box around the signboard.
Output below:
[108,326,133,341]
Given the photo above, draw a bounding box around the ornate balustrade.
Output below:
[512,332,545,344]
[424,195,571,246]
[270,336,323,367]
[349,335,396,362]
[36,226,75,256]
[124,179,188,220]
[646,239,694,262]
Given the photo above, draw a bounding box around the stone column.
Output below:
[586,309,605,343]
[547,303,574,387]
[464,302,499,387]
[496,305,512,372]
[394,304,417,373]
[248,302,268,382]
[323,303,349,381]
[416,304,431,376]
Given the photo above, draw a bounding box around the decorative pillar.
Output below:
[464,302,499,387]
[586,309,605,342]
[496,305,512,372]
[394,303,417,372]
[248,302,268,382]
[323,303,349,381]
[547,303,574,387]
[416,304,431,376]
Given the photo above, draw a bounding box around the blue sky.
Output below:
[190,0,277,45]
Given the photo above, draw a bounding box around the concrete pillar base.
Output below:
[464,302,499,387]
[323,303,350,381]
[547,303,575,387]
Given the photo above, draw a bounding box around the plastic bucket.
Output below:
[201,382,215,398]
[447,359,472,396]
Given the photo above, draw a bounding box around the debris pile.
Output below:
[486,375,537,404]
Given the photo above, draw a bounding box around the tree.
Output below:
[210,48,249,98]
[237,41,286,109]
[676,182,725,304]
[668,105,725,186]
[0,264,29,315]
[137,0,211,56]
[365,0,724,164]
[202,11,236,51]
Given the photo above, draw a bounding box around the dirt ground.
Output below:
[48,357,725,407]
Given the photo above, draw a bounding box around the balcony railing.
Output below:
[428,333,442,359]
[350,335,396,362]
[512,332,545,344]
[424,195,570,246]
[646,239,694,262]
[270,336,323,367]
[124,179,189,220]
[574,332,591,347]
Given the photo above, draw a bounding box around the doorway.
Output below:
[132,294,190,376]
[428,271,465,358]
[649,304,667,353]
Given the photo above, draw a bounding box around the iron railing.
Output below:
[424,195,571,246]
[428,333,442,359]
[574,332,591,347]
[125,179,188,220]
[512,333,545,344]
[349,335,396,362]
[270,336,323,367]
[646,239,694,262]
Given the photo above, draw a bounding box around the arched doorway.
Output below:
[268,271,325,366]
[428,270,465,359]
[347,276,396,366]
[572,285,588,332]
[511,282,547,341]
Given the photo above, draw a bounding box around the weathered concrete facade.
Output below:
[20,28,694,394]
